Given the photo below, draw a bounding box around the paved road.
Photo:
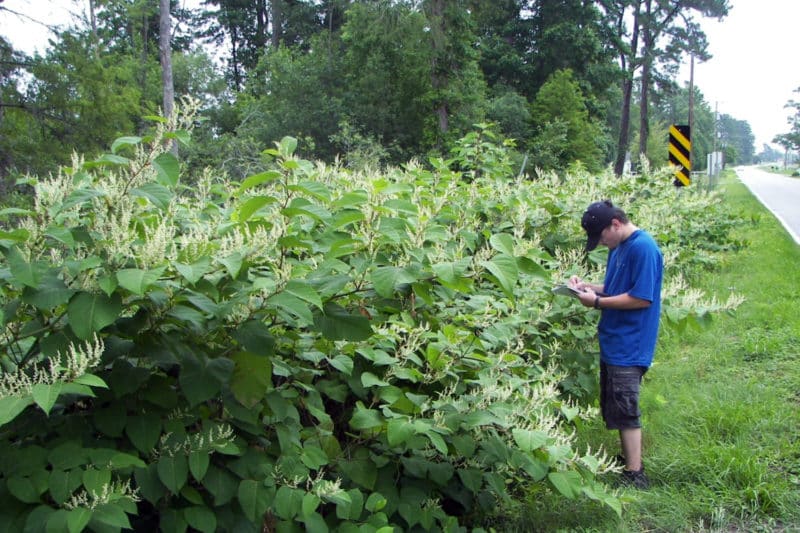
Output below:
[735,166,800,245]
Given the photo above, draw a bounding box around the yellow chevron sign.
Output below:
[669,125,691,186]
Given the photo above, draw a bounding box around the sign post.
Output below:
[669,124,691,186]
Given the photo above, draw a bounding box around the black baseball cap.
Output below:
[581,200,616,251]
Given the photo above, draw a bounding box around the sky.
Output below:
[1,0,798,149]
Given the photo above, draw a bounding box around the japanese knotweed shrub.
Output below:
[0,113,620,532]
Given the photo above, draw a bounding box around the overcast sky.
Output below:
[2,0,798,149]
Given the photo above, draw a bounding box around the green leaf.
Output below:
[314,303,372,341]
[179,355,223,407]
[268,292,313,325]
[67,292,122,340]
[370,266,418,298]
[238,170,282,193]
[72,373,108,389]
[489,233,516,256]
[231,320,276,356]
[511,428,549,452]
[158,455,189,494]
[350,404,383,431]
[218,252,243,278]
[153,152,180,186]
[131,182,174,210]
[0,395,33,427]
[82,468,111,496]
[7,473,48,503]
[5,245,41,287]
[202,465,238,506]
[116,267,165,295]
[387,419,414,447]
[22,274,75,309]
[125,413,162,454]
[45,225,75,247]
[238,479,272,522]
[110,136,142,153]
[236,195,278,222]
[189,451,210,482]
[31,382,62,416]
[174,257,211,285]
[548,471,582,498]
[432,258,473,292]
[66,508,92,533]
[95,153,131,166]
[285,280,323,310]
[364,492,387,512]
[230,351,272,408]
[90,503,131,530]
[49,469,82,504]
[481,253,519,298]
[183,506,216,533]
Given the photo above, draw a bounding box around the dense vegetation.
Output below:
[1,0,763,191]
[0,104,745,531]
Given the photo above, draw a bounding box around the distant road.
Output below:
[735,166,800,245]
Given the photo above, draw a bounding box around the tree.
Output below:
[529,69,605,173]
[778,87,800,154]
[603,0,729,175]
[159,0,177,156]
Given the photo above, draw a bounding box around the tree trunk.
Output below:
[159,0,177,155]
[271,0,282,48]
[427,0,449,135]
[613,4,640,176]
[637,0,653,163]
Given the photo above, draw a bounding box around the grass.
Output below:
[514,173,800,532]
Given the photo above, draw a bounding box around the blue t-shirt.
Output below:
[598,229,663,367]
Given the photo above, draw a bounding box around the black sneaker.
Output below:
[620,467,649,489]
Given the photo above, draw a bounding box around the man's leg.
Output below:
[620,427,642,471]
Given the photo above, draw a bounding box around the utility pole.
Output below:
[688,55,694,177]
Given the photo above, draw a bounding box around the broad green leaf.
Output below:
[517,256,549,279]
[238,479,272,522]
[125,413,162,454]
[232,320,276,356]
[184,506,216,533]
[300,444,329,470]
[157,455,189,494]
[350,404,383,431]
[174,257,211,285]
[7,473,48,503]
[90,503,131,530]
[370,266,418,298]
[116,267,165,296]
[60,188,105,211]
[0,207,33,218]
[512,428,549,452]
[481,253,519,298]
[49,472,88,506]
[218,252,243,278]
[0,395,33,427]
[301,493,321,518]
[31,382,62,416]
[22,274,75,309]
[131,182,174,210]
[72,373,108,389]
[153,152,180,187]
[230,351,272,408]
[489,233,516,256]
[134,464,167,504]
[432,258,473,292]
[82,468,111,496]
[67,292,122,340]
[364,492,387,512]
[95,153,131,166]
[238,170,282,193]
[5,245,41,287]
[387,419,414,447]
[268,292,313,325]
[284,280,323,310]
[0,227,30,244]
[189,450,210,481]
[236,195,278,222]
[179,355,222,407]
[111,135,142,153]
[108,452,146,470]
[547,471,582,499]
[328,354,353,375]
[165,129,192,146]
[45,225,75,247]
[202,465,238,506]
[302,511,327,533]
[66,508,92,533]
[314,303,372,341]
[48,441,88,470]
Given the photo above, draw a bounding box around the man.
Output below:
[569,200,663,489]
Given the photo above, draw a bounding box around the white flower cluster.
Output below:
[0,335,104,399]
